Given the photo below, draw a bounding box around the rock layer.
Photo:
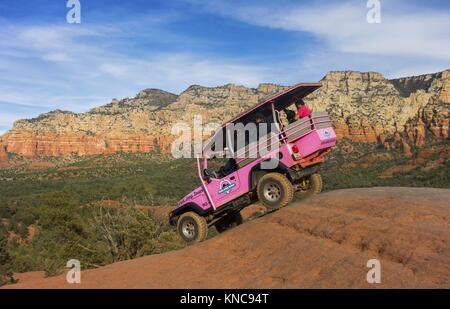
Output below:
[0,70,448,158]
[0,143,8,161]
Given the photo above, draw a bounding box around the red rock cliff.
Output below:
[1,70,448,159]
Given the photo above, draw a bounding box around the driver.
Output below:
[221,157,237,176]
[283,108,296,124]
[218,147,238,178]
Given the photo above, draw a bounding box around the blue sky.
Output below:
[0,0,449,134]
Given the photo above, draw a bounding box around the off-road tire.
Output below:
[295,173,322,200]
[177,211,208,243]
[215,212,243,233]
[257,172,294,210]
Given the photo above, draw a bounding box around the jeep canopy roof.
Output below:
[202,82,322,155]
[228,82,321,124]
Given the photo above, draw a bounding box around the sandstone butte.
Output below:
[0,70,448,160]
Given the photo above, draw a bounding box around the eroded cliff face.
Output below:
[0,70,448,158]
[0,84,286,157]
[306,70,449,148]
[0,143,8,161]
[395,70,450,144]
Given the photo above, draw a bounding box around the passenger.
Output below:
[255,113,264,125]
[295,98,312,119]
[283,108,296,124]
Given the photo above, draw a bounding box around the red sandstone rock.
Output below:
[405,118,426,147]
[1,132,176,157]
[378,133,386,145]
[402,141,413,157]
[0,143,8,161]
[0,70,448,159]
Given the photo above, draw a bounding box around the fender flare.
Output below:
[248,158,292,190]
[169,202,211,225]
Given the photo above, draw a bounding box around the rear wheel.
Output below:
[295,173,322,200]
[215,212,243,233]
[257,173,294,210]
[177,211,208,243]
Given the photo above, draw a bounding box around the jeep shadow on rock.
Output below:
[169,82,337,243]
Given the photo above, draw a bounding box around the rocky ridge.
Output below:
[0,70,448,159]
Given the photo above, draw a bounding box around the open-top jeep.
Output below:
[169,82,336,243]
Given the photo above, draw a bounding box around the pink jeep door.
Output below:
[206,171,242,208]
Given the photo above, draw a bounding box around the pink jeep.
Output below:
[169,82,336,243]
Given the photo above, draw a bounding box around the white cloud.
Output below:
[43,52,71,62]
[0,113,15,127]
[0,20,277,132]
[0,109,45,134]
[0,21,275,92]
[200,0,450,61]
[99,63,130,78]
[98,53,277,92]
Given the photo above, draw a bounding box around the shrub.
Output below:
[0,233,15,286]
[7,204,184,275]
[88,206,184,262]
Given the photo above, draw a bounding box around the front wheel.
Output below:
[257,172,294,210]
[294,173,322,200]
[177,211,208,243]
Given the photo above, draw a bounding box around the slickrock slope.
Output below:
[0,70,448,158]
[6,188,450,288]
